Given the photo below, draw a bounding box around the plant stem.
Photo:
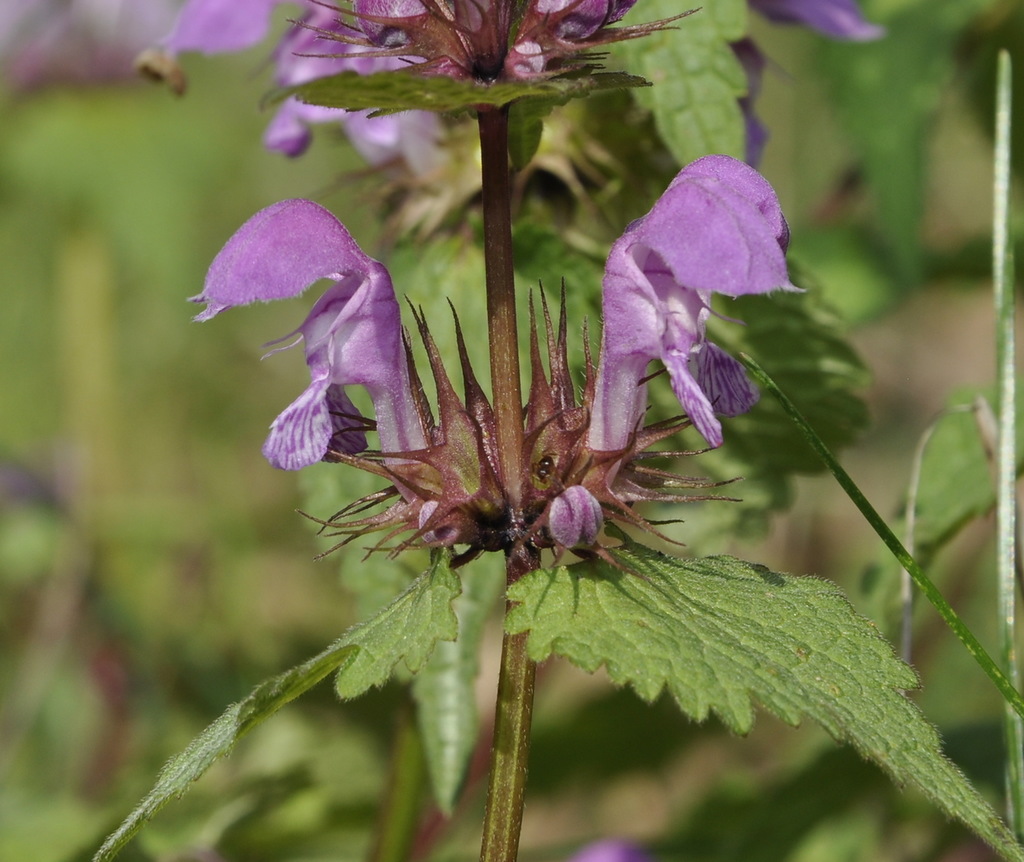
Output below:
[368,696,427,862]
[479,622,537,862]
[478,97,538,862]
[992,50,1023,840]
[478,105,525,505]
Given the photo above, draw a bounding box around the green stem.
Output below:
[479,623,537,862]
[992,49,1023,839]
[741,352,1024,723]
[368,697,427,862]
[478,105,524,505]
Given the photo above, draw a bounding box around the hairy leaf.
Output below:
[95,553,460,862]
[412,558,504,812]
[282,68,649,115]
[334,551,460,699]
[611,0,747,163]
[506,541,1024,860]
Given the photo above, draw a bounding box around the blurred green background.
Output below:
[2,1,1023,860]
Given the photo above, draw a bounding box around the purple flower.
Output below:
[567,840,658,862]
[749,0,885,41]
[263,4,442,162]
[532,0,617,40]
[354,0,429,48]
[151,0,441,164]
[549,485,604,547]
[590,155,796,451]
[191,199,426,470]
[738,0,882,164]
[731,39,768,167]
[162,0,281,56]
[526,0,639,39]
[1,0,176,89]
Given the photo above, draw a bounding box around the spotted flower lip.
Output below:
[531,0,634,40]
[191,199,426,470]
[590,154,797,452]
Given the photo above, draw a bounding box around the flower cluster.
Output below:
[195,155,793,562]
[140,0,443,163]
[139,0,681,160]
[590,154,796,452]
[350,0,669,81]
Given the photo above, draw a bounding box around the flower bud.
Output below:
[549,485,604,548]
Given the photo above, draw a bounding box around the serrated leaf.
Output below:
[282,68,648,115]
[611,0,747,163]
[334,550,461,699]
[412,557,504,812]
[93,646,359,862]
[95,553,459,862]
[506,540,1024,861]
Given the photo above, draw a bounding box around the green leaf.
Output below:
[282,68,649,115]
[819,0,992,287]
[334,551,461,699]
[506,540,1024,861]
[507,99,549,170]
[716,289,870,475]
[911,387,1024,565]
[93,647,360,862]
[412,557,504,812]
[95,553,460,862]
[611,0,747,163]
[512,221,603,320]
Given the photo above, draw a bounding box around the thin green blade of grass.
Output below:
[993,49,1023,839]
[740,353,1024,724]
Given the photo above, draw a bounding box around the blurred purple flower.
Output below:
[151,0,441,164]
[739,0,883,163]
[191,199,426,470]
[591,154,796,451]
[1,0,177,89]
[567,840,658,862]
[732,38,768,167]
[749,0,885,41]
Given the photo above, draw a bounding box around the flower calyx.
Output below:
[317,290,734,573]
